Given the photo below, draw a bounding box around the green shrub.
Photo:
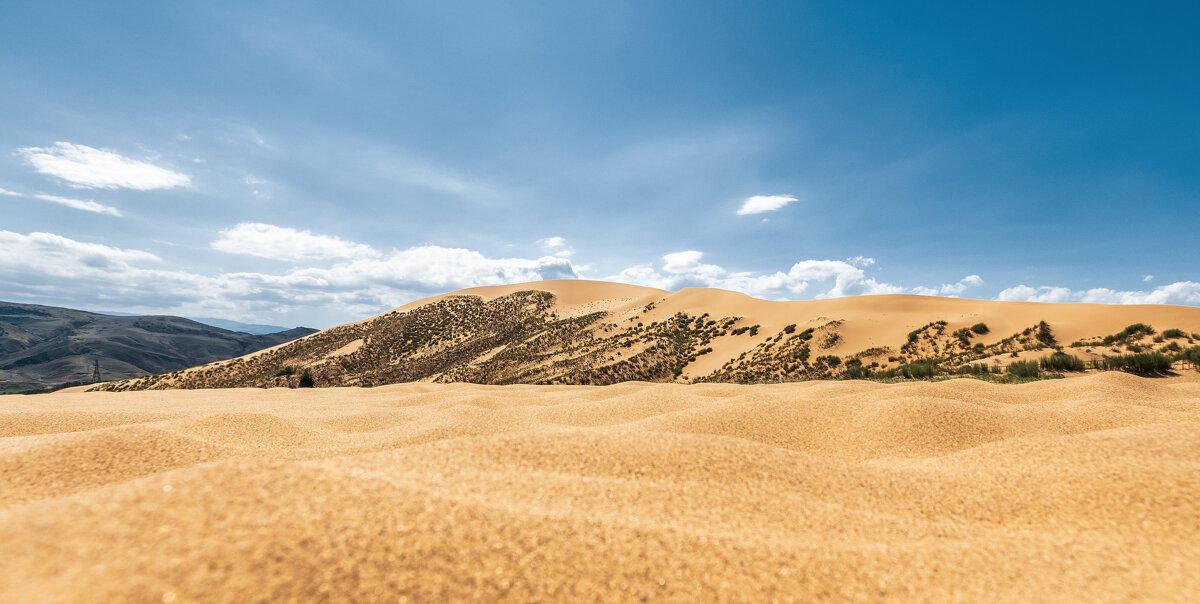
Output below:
[842,365,873,379]
[1101,353,1172,375]
[970,322,989,335]
[1039,353,1085,372]
[1035,321,1056,346]
[955,363,992,375]
[897,361,937,379]
[1162,328,1186,339]
[816,355,841,367]
[298,370,315,388]
[1120,323,1155,338]
[1007,361,1040,378]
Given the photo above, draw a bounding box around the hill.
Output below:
[0,301,316,391]
[97,280,1200,390]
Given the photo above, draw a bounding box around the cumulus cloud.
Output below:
[609,251,905,298]
[17,142,191,190]
[0,229,581,324]
[213,223,380,262]
[997,282,1200,306]
[538,236,572,257]
[736,194,798,216]
[910,274,984,297]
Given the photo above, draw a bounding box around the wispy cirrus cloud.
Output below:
[31,193,122,216]
[737,194,798,216]
[0,185,121,216]
[17,142,191,190]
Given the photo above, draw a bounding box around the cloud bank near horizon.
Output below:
[4,224,1197,327]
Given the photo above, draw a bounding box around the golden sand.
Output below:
[3,373,1199,602]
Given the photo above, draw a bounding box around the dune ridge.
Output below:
[96,280,1200,391]
[3,372,1200,602]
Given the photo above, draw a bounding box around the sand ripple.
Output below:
[2,372,1198,602]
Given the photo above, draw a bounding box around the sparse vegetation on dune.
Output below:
[94,288,1200,391]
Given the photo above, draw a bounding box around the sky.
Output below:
[2,1,1198,328]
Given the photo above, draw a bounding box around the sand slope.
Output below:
[99,280,1200,390]
[3,374,1199,602]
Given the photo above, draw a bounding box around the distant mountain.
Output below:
[0,301,316,391]
[95,280,1200,391]
[182,317,297,335]
[88,310,295,335]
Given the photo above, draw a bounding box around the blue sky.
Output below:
[2,1,1197,328]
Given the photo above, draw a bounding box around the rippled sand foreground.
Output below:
[3,373,1199,602]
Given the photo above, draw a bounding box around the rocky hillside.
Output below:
[95,280,1200,391]
[0,302,316,390]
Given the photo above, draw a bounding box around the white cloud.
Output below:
[609,251,904,298]
[538,236,572,258]
[1143,275,1154,282]
[212,223,380,262]
[31,194,121,216]
[0,186,121,216]
[17,142,191,190]
[997,282,1200,306]
[0,229,582,325]
[910,274,984,297]
[737,194,798,216]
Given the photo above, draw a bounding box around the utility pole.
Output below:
[91,359,102,383]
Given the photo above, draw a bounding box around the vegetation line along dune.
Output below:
[96,280,1200,391]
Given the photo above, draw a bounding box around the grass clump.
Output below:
[1162,328,1186,339]
[1039,353,1085,372]
[970,322,989,335]
[1007,361,1041,378]
[1101,353,1173,375]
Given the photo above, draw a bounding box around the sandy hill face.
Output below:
[0,302,317,390]
[99,280,1200,391]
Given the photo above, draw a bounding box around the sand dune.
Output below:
[3,373,1199,602]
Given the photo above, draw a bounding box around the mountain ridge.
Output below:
[0,301,316,390]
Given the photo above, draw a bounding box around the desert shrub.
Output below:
[275,366,296,377]
[696,347,713,356]
[842,365,873,379]
[1184,346,1200,366]
[1120,323,1155,338]
[821,332,841,348]
[748,325,760,337]
[1039,353,1085,372]
[970,322,990,335]
[1162,328,1186,339]
[1007,361,1040,378]
[956,363,992,375]
[1101,353,1172,375]
[897,361,937,379]
[1035,321,1056,346]
[783,324,796,334]
[1163,341,1182,353]
[298,370,315,388]
[816,355,841,367]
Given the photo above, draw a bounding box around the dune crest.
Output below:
[95,280,1200,390]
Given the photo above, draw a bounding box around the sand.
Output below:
[3,373,1200,602]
